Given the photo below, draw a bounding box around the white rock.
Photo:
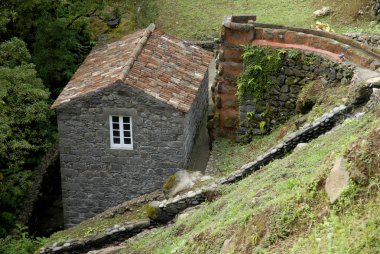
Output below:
[294,143,308,152]
[166,170,203,197]
[313,6,333,17]
[325,157,350,203]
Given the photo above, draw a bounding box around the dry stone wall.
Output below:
[237,51,355,142]
[372,0,380,21]
[58,82,186,227]
[40,220,151,254]
[40,99,372,254]
[213,15,380,140]
[345,33,380,48]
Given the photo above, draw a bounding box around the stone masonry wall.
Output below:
[57,81,189,227]
[213,15,380,140]
[237,51,355,142]
[39,102,359,254]
[344,33,380,48]
[372,0,380,21]
[183,71,209,167]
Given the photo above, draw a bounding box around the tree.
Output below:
[0,38,53,237]
[0,0,105,96]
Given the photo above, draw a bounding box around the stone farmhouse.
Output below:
[52,24,212,227]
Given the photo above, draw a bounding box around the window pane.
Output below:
[113,138,120,144]
[113,123,119,129]
[112,116,119,122]
[124,131,131,137]
[123,124,131,130]
[113,130,120,136]
[124,138,131,144]
[123,117,130,123]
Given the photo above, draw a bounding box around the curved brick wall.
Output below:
[213,15,380,139]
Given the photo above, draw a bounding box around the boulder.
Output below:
[313,7,333,18]
[164,170,205,197]
[294,142,308,152]
[325,157,350,203]
[367,88,380,110]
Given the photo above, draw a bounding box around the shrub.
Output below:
[0,225,45,254]
[237,45,282,102]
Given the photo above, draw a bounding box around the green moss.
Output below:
[144,204,158,219]
[163,175,176,190]
[237,45,282,103]
[296,81,323,114]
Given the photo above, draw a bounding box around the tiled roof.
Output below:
[52,24,213,112]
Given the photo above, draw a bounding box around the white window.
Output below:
[109,115,133,150]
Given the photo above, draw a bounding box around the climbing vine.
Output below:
[237,45,283,102]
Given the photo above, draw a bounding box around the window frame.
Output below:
[109,115,133,150]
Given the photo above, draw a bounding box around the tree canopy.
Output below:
[0,0,159,238]
[0,38,53,237]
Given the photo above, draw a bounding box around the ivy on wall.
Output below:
[237,45,282,102]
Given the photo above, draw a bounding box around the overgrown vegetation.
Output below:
[237,45,282,103]
[0,225,45,254]
[156,0,378,39]
[0,38,54,237]
[0,0,159,238]
[2,0,379,251]
[119,107,380,253]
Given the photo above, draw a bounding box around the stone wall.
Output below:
[183,71,209,167]
[57,80,204,227]
[372,0,380,21]
[237,51,355,142]
[40,220,151,254]
[213,15,380,140]
[344,33,380,48]
[39,102,355,254]
[151,105,351,223]
[41,94,377,253]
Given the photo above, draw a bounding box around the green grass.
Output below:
[156,0,315,39]
[155,0,378,40]
[89,0,379,44]
[291,187,380,254]
[42,201,148,247]
[121,108,380,253]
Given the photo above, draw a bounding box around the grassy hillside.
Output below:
[34,76,380,253]
[155,0,378,39]
[120,107,380,253]
[10,0,379,253]
[93,0,378,42]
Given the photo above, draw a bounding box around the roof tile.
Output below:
[52,24,213,111]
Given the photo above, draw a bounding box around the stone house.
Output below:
[52,24,212,227]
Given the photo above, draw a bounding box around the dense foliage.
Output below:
[0,225,45,254]
[0,0,159,239]
[0,0,105,96]
[0,38,53,237]
[237,45,282,102]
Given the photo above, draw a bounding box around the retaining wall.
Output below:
[213,15,380,139]
[344,32,380,49]
[237,51,354,142]
[39,100,370,254]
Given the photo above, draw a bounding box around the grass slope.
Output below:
[121,108,380,254]
[155,0,378,39]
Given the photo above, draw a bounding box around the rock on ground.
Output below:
[313,6,333,18]
[325,157,350,204]
[166,170,204,197]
